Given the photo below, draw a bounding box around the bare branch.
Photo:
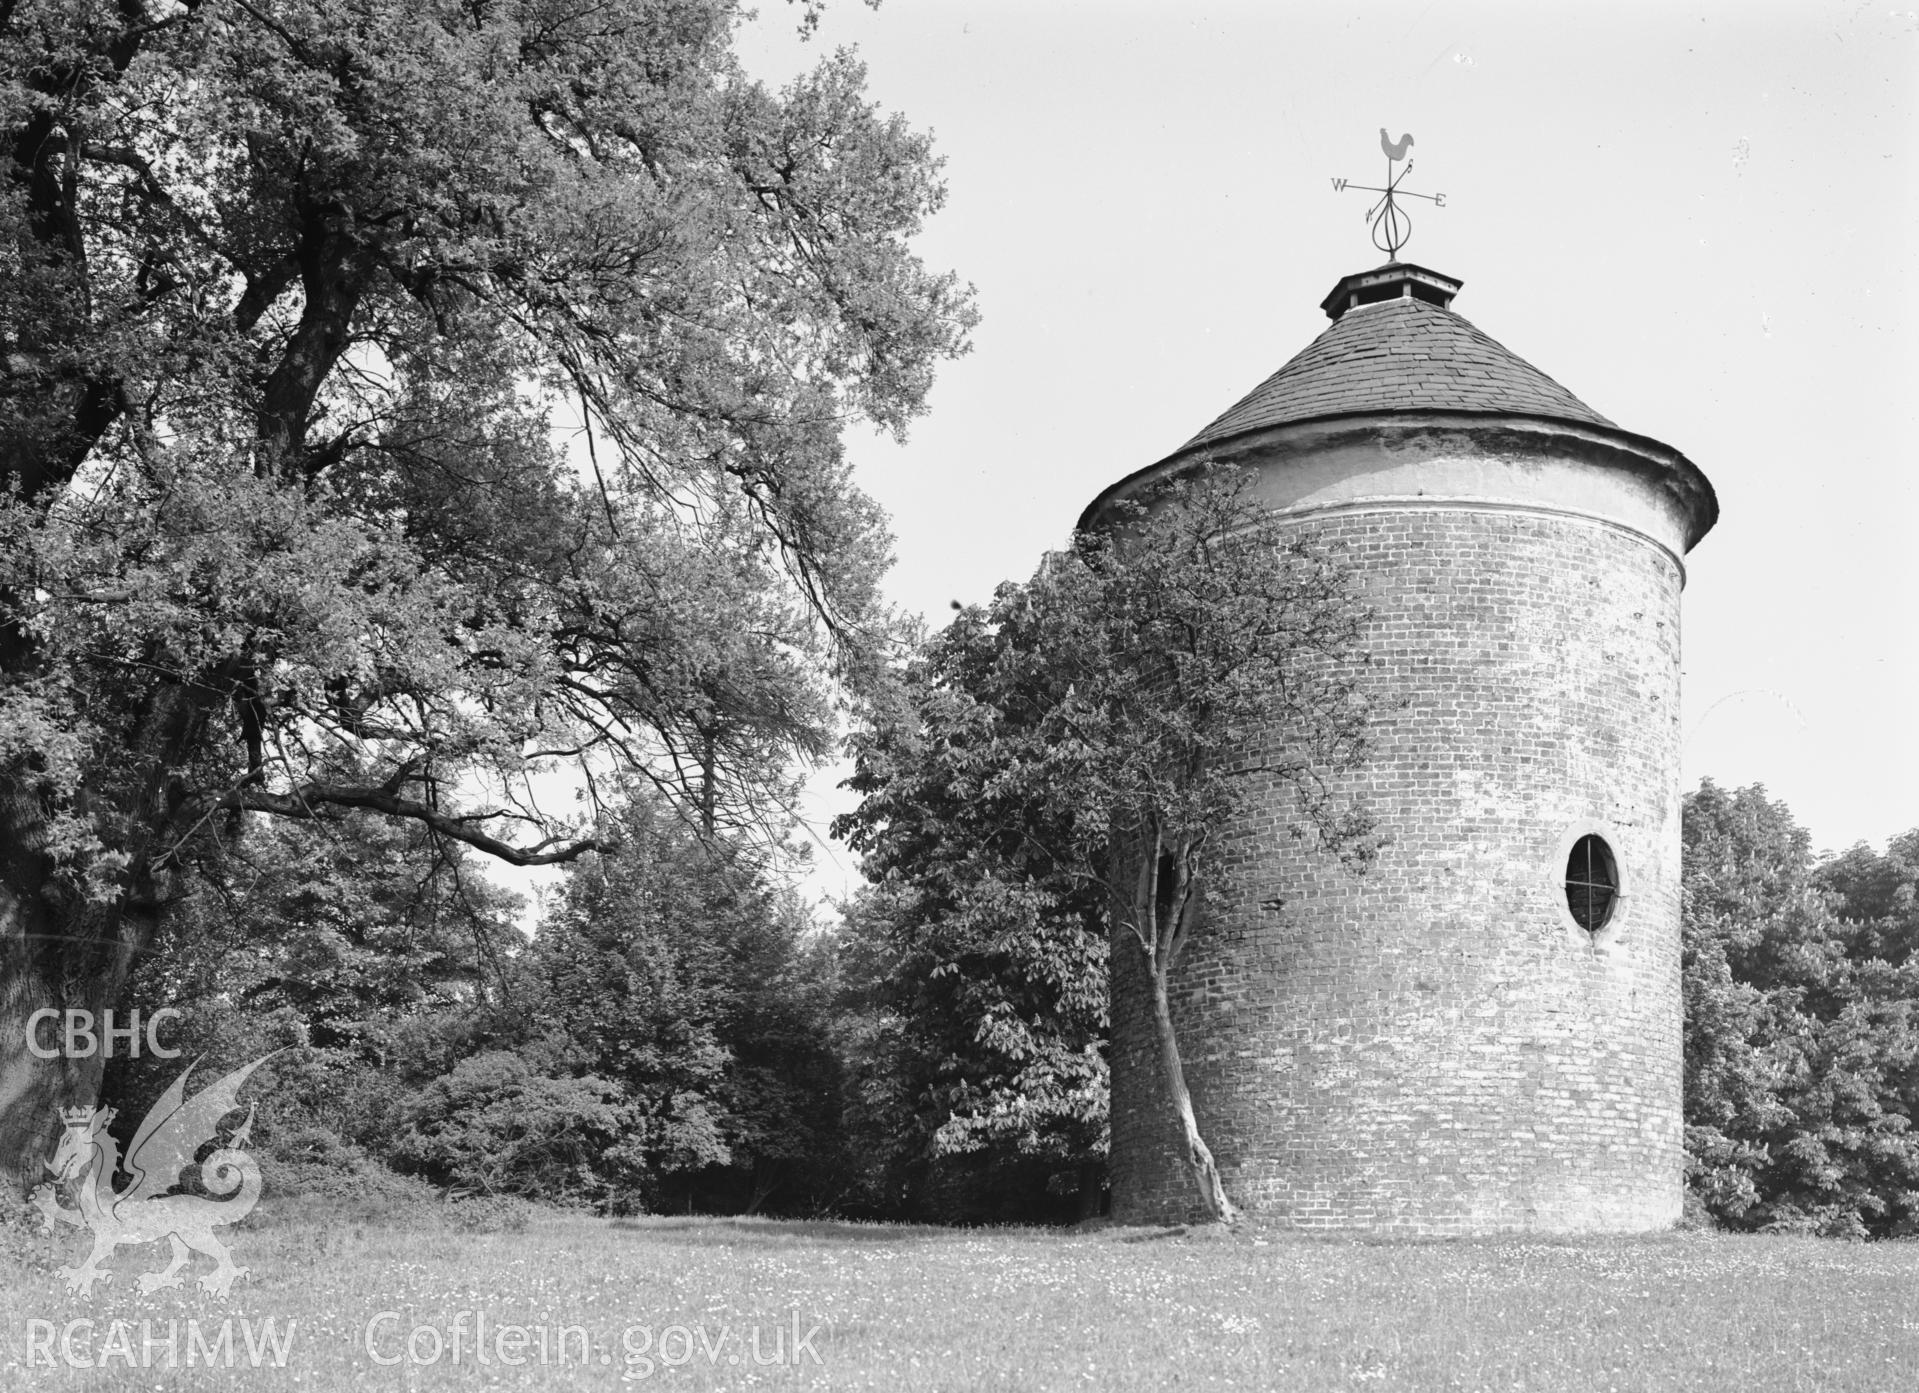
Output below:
[216,781,600,866]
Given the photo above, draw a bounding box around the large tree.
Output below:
[833,616,1112,1210]
[510,792,844,1213]
[0,0,973,1185]
[1681,781,1919,1236]
[100,804,526,1194]
[839,469,1375,1223]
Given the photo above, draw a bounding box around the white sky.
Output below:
[727,0,1919,896]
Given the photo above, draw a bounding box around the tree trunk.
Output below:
[0,908,118,1195]
[0,690,194,1190]
[0,10,385,1197]
[743,1164,779,1216]
[1074,1160,1106,1222]
[1148,968,1235,1224]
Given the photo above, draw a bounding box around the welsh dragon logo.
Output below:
[31,1054,275,1298]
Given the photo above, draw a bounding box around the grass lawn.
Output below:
[4,1210,1917,1391]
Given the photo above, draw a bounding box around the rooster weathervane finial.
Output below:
[1330,130,1446,260]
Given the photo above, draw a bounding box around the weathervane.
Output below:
[1331,129,1446,261]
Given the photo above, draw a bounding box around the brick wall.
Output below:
[1108,502,1686,1233]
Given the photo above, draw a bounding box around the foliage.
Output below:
[369,794,849,1213]
[93,807,526,1210]
[247,1132,447,1229]
[516,794,847,1212]
[0,1190,56,1275]
[94,786,852,1218]
[1819,831,1919,967]
[833,647,1111,1174]
[811,883,1105,1223]
[1681,779,1919,1237]
[392,1048,630,1200]
[119,808,525,1028]
[835,467,1375,1222]
[0,0,973,1181]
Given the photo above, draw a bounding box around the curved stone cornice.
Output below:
[1079,410,1720,556]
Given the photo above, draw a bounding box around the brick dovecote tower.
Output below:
[1085,262,1718,1234]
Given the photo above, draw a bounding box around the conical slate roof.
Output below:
[1085,262,1716,551]
[1178,288,1613,457]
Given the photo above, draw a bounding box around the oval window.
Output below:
[1564,834,1619,932]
